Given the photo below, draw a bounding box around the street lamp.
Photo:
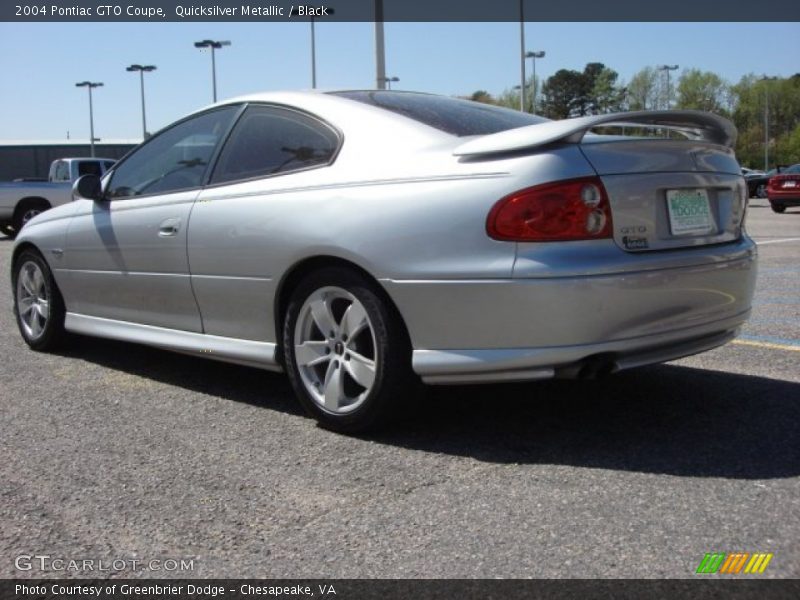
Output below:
[75,81,103,157]
[126,64,156,140]
[525,50,545,114]
[518,0,526,112]
[657,64,679,109]
[291,7,335,88]
[375,0,386,89]
[762,75,779,172]
[379,76,399,90]
[194,39,231,102]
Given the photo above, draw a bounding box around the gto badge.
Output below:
[620,225,648,234]
[622,235,649,250]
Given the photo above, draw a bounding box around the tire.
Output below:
[13,199,50,233]
[12,249,67,351]
[756,184,767,199]
[283,267,418,433]
[0,223,15,239]
[771,204,786,214]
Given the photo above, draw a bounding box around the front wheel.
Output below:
[12,249,67,350]
[771,204,786,213]
[283,267,418,433]
[756,184,767,199]
[0,223,15,239]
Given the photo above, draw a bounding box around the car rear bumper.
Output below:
[411,316,745,384]
[382,242,757,384]
[768,193,800,206]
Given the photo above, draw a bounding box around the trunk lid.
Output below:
[453,110,746,253]
[580,138,746,252]
[769,172,800,192]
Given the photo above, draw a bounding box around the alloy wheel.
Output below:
[16,261,50,340]
[293,286,378,415]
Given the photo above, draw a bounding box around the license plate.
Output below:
[666,189,713,235]
[783,180,797,188]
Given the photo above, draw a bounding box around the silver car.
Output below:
[11,91,757,432]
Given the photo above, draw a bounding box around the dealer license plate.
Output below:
[783,180,797,188]
[666,189,713,235]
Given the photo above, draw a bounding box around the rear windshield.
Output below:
[330,91,548,137]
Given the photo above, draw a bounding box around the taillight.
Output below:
[487,176,613,242]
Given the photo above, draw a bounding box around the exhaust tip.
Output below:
[558,355,619,380]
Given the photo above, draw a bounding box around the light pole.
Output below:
[291,7,335,88]
[375,0,386,89]
[657,64,679,109]
[525,50,545,114]
[518,0,526,112]
[126,64,156,140]
[194,39,231,102]
[75,81,103,157]
[380,76,399,90]
[762,75,779,172]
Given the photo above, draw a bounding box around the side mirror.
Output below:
[73,174,103,201]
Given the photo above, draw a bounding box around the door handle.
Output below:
[158,217,181,237]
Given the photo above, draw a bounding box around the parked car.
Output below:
[741,167,764,178]
[0,157,115,238]
[10,91,756,432]
[747,166,788,199]
[741,167,765,198]
[767,163,800,213]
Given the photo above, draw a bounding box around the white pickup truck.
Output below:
[0,157,115,238]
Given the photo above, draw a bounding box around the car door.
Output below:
[188,103,341,342]
[62,106,240,332]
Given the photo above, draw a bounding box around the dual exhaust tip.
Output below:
[556,354,619,380]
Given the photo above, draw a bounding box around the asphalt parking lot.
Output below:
[1,199,798,579]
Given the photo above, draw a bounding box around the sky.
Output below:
[0,21,798,141]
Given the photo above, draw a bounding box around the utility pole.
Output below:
[126,64,156,140]
[75,81,103,157]
[375,0,386,89]
[518,0,526,112]
[657,64,679,109]
[762,76,778,171]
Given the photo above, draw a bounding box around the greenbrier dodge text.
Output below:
[17,583,337,597]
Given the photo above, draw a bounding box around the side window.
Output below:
[103,160,115,172]
[77,161,103,177]
[210,105,339,184]
[106,106,238,199]
[52,161,69,182]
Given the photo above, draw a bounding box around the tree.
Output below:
[731,74,800,168]
[675,69,731,115]
[627,67,660,111]
[539,63,625,119]
[589,65,626,114]
[468,90,494,104]
[494,87,522,111]
[539,69,584,119]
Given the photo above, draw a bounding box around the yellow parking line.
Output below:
[732,339,800,353]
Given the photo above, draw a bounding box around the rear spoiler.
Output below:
[453,110,737,157]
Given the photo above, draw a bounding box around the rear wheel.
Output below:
[756,184,767,199]
[12,249,67,351]
[283,267,418,433]
[13,200,50,233]
[771,204,786,213]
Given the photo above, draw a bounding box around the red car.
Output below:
[768,163,800,213]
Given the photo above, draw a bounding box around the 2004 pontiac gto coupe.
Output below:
[11,91,757,431]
